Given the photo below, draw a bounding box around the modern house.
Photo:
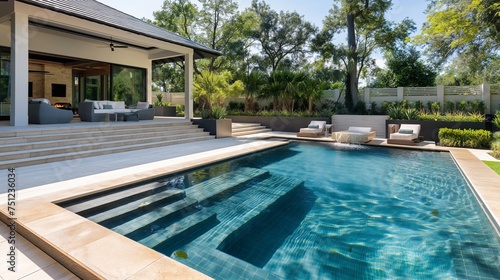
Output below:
[0,0,220,126]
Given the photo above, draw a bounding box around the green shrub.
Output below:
[175,104,184,116]
[227,101,244,111]
[386,105,405,120]
[212,106,227,119]
[493,110,500,129]
[416,112,484,122]
[438,128,491,148]
[403,108,420,120]
[490,140,500,158]
[493,131,500,140]
[427,101,441,114]
[200,108,211,119]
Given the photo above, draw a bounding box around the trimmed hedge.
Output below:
[438,128,491,148]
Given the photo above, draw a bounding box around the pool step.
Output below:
[110,197,199,236]
[84,188,186,226]
[61,181,183,216]
[172,244,281,280]
[108,167,269,237]
[195,175,304,247]
[139,209,218,250]
[185,167,270,202]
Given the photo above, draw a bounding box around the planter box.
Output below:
[154,106,177,116]
[192,118,232,138]
[228,115,330,132]
[386,120,487,141]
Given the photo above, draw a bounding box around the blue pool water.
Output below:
[63,142,500,279]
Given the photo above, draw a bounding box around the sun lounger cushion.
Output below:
[390,124,421,140]
[297,121,327,137]
[332,127,376,143]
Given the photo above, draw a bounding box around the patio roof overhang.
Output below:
[0,0,220,126]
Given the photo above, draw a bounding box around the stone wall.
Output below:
[29,61,73,104]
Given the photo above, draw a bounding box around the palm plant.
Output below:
[239,70,266,112]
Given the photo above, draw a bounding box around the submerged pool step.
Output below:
[109,167,269,237]
[172,243,281,280]
[84,188,186,226]
[62,181,183,216]
[191,174,304,247]
[185,167,269,202]
[139,209,218,250]
[111,197,199,236]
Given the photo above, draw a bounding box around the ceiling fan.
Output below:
[100,38,128,51]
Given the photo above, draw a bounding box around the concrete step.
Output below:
[0,124,205,147]
[0,121,192,140]
[0,130,210,159]
[0,134,214,169]
[231,122,271,136]
[0,120,215,168]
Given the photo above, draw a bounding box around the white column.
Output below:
[437,85,445,114]
[482,83,491,114]
[397,87,404,102]
[146,63,153,104]
[184,51,194,119]
[10,12,29,126]
[364,88,370,105]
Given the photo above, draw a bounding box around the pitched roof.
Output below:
[18,0,221,60]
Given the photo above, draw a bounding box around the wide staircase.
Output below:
[59,166,304,280]
[0,120,214,169]
[232,122,271,136]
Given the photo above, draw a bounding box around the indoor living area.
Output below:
[0,47,147,121]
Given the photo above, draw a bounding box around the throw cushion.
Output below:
[30,98,50,105]
[103,104,113,109]
[308,124,320,129]
[398,129,413,134]
[136,101,150,110]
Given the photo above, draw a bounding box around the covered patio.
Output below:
[0,0,220,127]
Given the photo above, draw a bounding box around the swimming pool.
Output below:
[60,142,500,279]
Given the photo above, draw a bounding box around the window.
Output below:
[111,65,146,106]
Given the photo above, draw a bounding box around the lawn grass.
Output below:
[484,161,500,175]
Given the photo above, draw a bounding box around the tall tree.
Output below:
[152,0,256,74]
[312,0,415,110]
[370,46,437,87]
[248,0,317,72]
[414,0,500,64]
[414,0,500,83]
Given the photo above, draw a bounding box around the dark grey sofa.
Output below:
[78,101,154,122]
[28,102,73,124]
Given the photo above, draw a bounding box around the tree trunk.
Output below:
[346,13,359,110]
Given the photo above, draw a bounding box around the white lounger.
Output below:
[297,121,327,138]
[387,124,421,145]
[332,126,376,143]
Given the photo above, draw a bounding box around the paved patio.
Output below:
[0,125,499,279]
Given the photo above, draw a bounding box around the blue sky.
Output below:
[98,0,428,34]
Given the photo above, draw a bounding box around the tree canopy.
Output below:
[312,0,415,110]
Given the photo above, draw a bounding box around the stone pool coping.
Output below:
[0,140,287,279]
[1,136,499,279]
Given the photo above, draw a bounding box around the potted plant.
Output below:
[153,93,177,116]
[192,106,232,138]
